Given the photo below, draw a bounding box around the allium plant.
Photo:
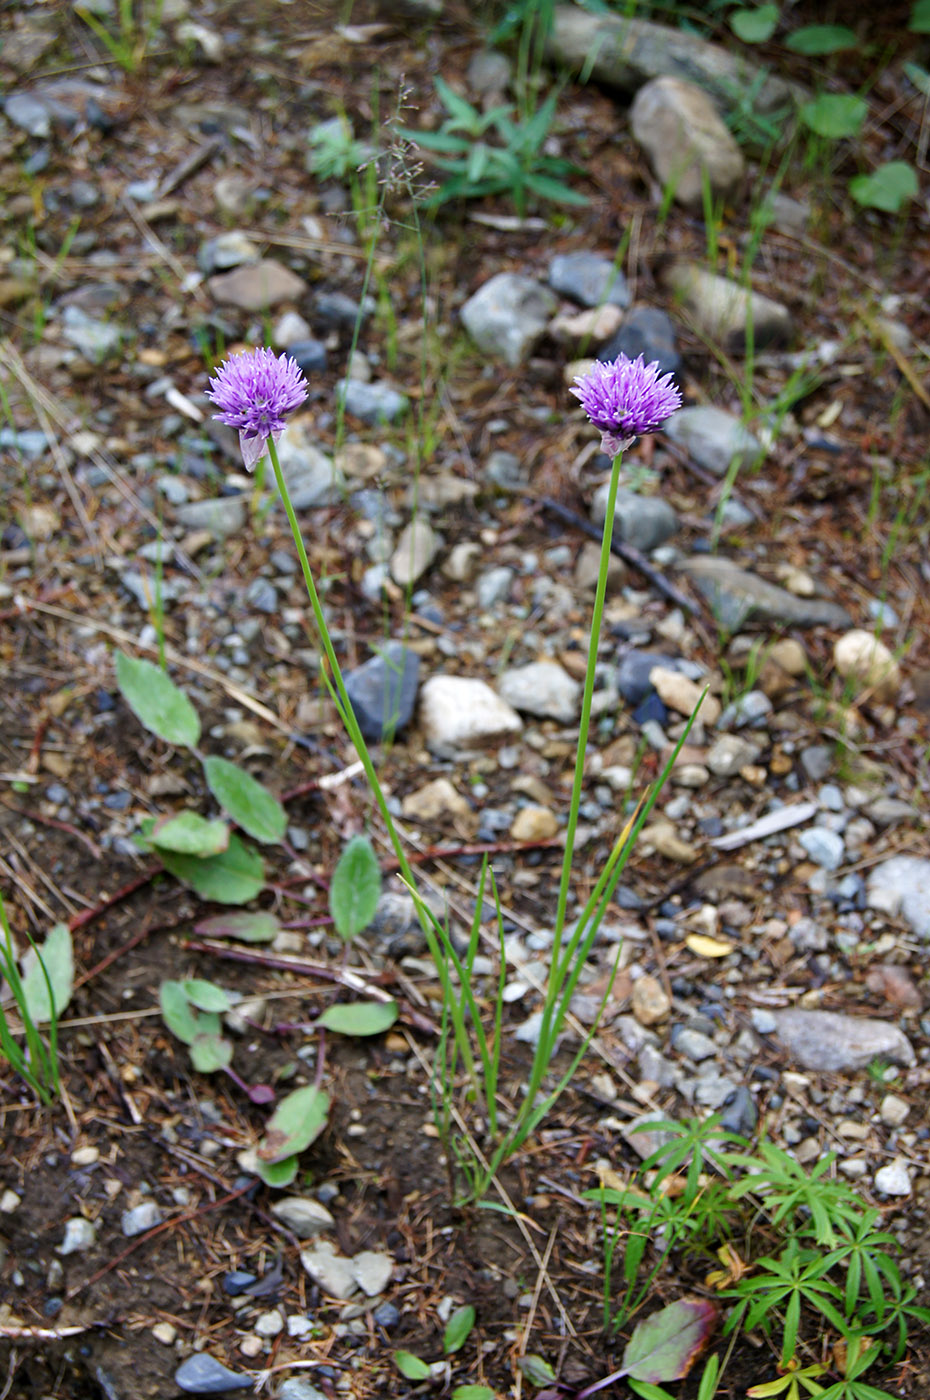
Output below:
[206,345,688,1203]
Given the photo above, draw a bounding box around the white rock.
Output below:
[270,1196,335,1237]
[866,855,930,937]
[419,676,522,755]
[255,1308,284,1337]
[352,1249,393,1297]
[664,406,763,477]
[460,272,557,367]
[300,1241,358,1300]
[0,1190,20,1214]
[874,1158,911,1196]
[497,660,581,722]
[389,520,440,587]
[879,1094,910,1128]
[833,629,901,702]
[630,76,745,208]
[58,1217,96,1254]
[510,805,559,842]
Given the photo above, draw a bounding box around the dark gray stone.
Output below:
[344,642,420,741]
[314,291,372,330]
[678,556,851,631]
[599,305,680,378]
[718,1085,757,1137]
[617,651,677,705]
[174,1353,252,1393]
[337,380,409,425]
[549,252,630,309]
[287,338,328,375]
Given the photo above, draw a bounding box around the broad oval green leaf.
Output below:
[444,1303,476,1355]
[452,1388,495,1400]
[395,1351,432,1381]
[115,651,201,748]
[254,1153,299,1189]
[195,910,281,943]
[518,1355,556,1386]
[159,980,221,1045]
[21,923,74,1022]
[911,0,930,32]
[786,23,857,54]
[202,756,287,845]
[329,834,381,941]
[150,812,230,857]
[190,1033,233,1072]
[849,161,918,213]
[318,1000,398,1037]
[181,979,231,1013]
[622,1298,718,1385]
[258,1084,330,1164]
[800,93,867,139]
[730,4,778,43]
[158,833,265,904]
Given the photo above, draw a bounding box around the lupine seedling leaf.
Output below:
[195,911,280,943]
[452,1388,495,1399]
[115,651,201,747]
[622,1298,718,1384]
[786,24,857,54]
[318,1001,398,1037]
[730,4,778,42]
[181,979,231,1013]
[395,1352,432,1381]
[158,833,265,904]
[849,161,919,213]
[149,812,230,857]
[329,834,381,940]
[519,1355,557,1385]
[254,1154,299,1189]
[21,923,73,1021]
[444,1304,476,1354]
[190,1033,233,1073]
[202,756,287,845]
[800,94,867,139]
[160,980,222,1045]
[258,1084,330,1163]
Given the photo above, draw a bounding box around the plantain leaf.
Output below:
[195,910,280,943]
[258,1084,330,1164]
[318,1001,398,1037]
[329,834,381,940]
[254,1153,299,1188]
[20,923,73,1022]
[202,756,287,845]
[181,979,231,1013]
[190,1033,233,1073]
[395,1352,432,1381]
[622,1298,717,1384]
[115,651,200,747]
[160,980,221,1045]
[444,1304,476,1354]
[149,811,230,857]
[158,833,265,904]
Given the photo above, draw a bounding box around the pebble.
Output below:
[649,665,720,725]
[660,260,792,353]
[598,305,680,378]
[706,733,760,777]
[641,819,697,863]
[630,76,744,208]
[550,304,624,345]
[476,565,514,608]
[750,1009,777,1035]
[664,406,763,477]
[174,1353,252,1393]
[866,856,930,938]
[420,676,522,755]
[278,1382,328,1400]
[592,484,679,553]
[373,1300,400,1329]
[833,629,901,702]
[275,424,341,509]
[344,642,420,742]
[798,827,845,871]
[717,690,772,729]
[0,1190,20,1213]
[616,651,675,704]
[198,232,259,274]
[255,1308,284,1337]
[4,92,52,137]
[61,306,123,362]
[548,251,630,309]
[460,272,557,367]
[58,1217,96,1254]
[873,1158,912,1196]
[680,556,851,631]
[497,660,581,723]
[207,259,307,310]
[769,1009,915,1072]
[121,1201,163,1237]
[467,48,511,94]
[274,310,312,347]
[300,1241,357,1300]
[719,1085,758,1136]
[152,1322,177,1345]
[402,777,471,824]
[632,975,670,1026]
[352,1249,393,1297]
[175,497,246,539]
[880,1094,910,1128]
[510,805,559,842]
[286,338,328,375]
[270,1196,335,1237]
[672,1027,718,1061]
[337,379,409,425]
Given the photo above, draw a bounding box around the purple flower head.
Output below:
[206,347,309,471]
[570,353,682,458]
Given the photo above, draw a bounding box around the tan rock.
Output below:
[632,974,671,1026]
[630,75,745,208]
[640,819,698,863]
[510,805,559,842]
[402,777,471,824]
[649,665,721,725]
[207,258,308,310]
[834,629,901,702]
[550,304,623,345]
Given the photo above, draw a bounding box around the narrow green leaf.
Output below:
[444,1303,476,1354]
[195,910,280,943]
[202,756,287,845]
[149,811,230,857]
[318,1000,398,1037]
[115,651,200,747]
[786,24,857,54]
[329,834,381,940]
[21,923,73,1022]
[730,5,779,43]
[622,1298,718,1384]
[181,979,231,1013]
[800,93,867,139]
[849,161,918,213]
[258,1084,330,1163]
[395,1351,432,1381]
[158,833,265,903]
[190,1033,233,1072]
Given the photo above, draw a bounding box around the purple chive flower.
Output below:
[570,353,682,458]
[206,347,309,471]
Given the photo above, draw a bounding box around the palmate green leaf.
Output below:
[395,1351,432,1381]
[329,834,381,940]
[115,651,201,747]
[800,93,867,139]
[21,922,73,1022]
[190,1032,233,1073]
[158,833,265,904]
[149,811,230,857]
[318,1000,398,1037]
[786,23,857,54]
[622,1298,718,1384]
[195,910,280,943]
[730,4,779,43]
[444,1303,476,1354]
[202,756,287,845]
[258,1084,330,1164]
[849,161,918,213]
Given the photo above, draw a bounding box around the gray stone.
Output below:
[175,497,246,539]
[273,420,341,509]
[121,1201,163,1237]
[798,827,845,871]
[337,379,409,425]
[592,485,679,553]
[622,1111,678,1159]
[207,259,308,311]
[420,675,522,755]
[315,290,373,330]
[673,1027,718,1062]
[630,76,744,207]
[279,1381,328,1400]
[717,690,772,729]
[864,797,916,827]
[174,1353,252,1393]
[706,733,761,776]
[300,1241,357,1300]
[800,745,832,782]
[213,174,254,217]
[476,566,514,608]
[548,252,630,309]
[58,1217,96,1254]
[661,261,792,354]
[198,232,260,275]
[484,449,525,488]
[4,92,51,137]
[497,660,581,723]
[546,7,802,118]
[0,428,48,459]
[61,306,123,362]
[617,651,676,704]
[352,1249,393,1297]
[770,1009,915,1072]
[283,338,327,376]
[678,556,851,631]
[866,856,930,938]
[344,642,420,742]
[270,1197,334,1237]
[461,272,557,367]
[390,520,439,587]
[599,305,679,378]
[466,49,511,95]
[664,406,763,477]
